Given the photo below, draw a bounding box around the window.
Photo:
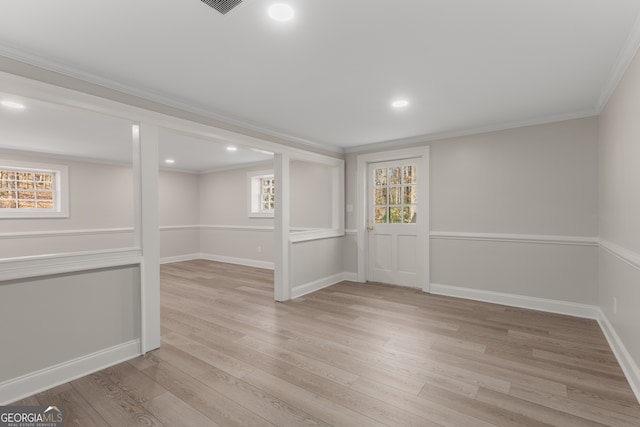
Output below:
[374,165,416,224]
[0,160,69,218]
[248,170,275,217]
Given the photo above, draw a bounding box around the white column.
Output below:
[332,162,345,231]
[274,153,291,301]
[133,123,160,352]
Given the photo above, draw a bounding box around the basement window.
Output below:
[0,160,69,218]
[247,170,275,217]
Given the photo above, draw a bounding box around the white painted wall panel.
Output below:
[291,237,344,287]
[599,50,640,255]
[159,170,199,226]
[159,170,200,260]
[0,265,140,383]
[200,228,274,267]
[598,45,640,375]
[430,118,598,236]
[199,163,274,228]
[290,160,333,229]
[431,239,598,304]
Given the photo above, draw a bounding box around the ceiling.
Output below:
[0,92,273,172]
[0,0,640,155]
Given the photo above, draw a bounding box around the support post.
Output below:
[274,153,291,301]
[133,123,160,353]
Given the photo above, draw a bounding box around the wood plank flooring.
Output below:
[11,259,640,426]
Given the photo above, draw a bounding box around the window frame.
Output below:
[247,169,275,218]
[0,159,69,218]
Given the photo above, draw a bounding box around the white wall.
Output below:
[345,117,599,304]
[198,160,336,268]
[290,160,333,230]
[0,151,134,258]
[0,265,141,403]
[198,162,275,267]
[159,170,200,262]
[598,45,640,377]
[291,237,344,297]
[0,266,140,382]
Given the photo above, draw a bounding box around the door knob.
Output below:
[367,225,374,231]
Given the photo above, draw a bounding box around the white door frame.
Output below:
[356,146,430,292]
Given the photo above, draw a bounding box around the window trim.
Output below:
[0,159,69,218]
[247,169,275,218]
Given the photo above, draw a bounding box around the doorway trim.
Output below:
[356,146,430,292]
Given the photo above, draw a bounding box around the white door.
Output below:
[367,159,425,288]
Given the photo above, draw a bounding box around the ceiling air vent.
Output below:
[200,0,242,15]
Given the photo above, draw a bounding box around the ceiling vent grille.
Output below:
[200,0,242,15]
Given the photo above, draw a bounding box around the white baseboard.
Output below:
[429,283,600,319]
[597,309,640,404]
[342,272,359,282]
[0,339,141,405]
[199,253,274,270]
[292,273,346,299]
[160,253,201,265]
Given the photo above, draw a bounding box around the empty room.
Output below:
[1,1,639,426]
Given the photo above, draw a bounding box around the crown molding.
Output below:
[199,159,275,175]
[0,46,343,155]
[596,13,640,112]
[344,109,598,154]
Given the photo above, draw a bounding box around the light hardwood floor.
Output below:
[12,260,640,426]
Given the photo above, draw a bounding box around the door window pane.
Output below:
[375,168,387,186]
[402,206,417,223]
[389,167,401,185]
[403,186,416,204]
[403,166,416,184]
[389,207,402,223]
[389,187,402,205]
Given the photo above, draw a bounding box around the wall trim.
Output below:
[430,283,599,319]
[0,339,141,405]
[0,248,143,282]
[160,225,200,231]
[0,227,133,239]
[200,224,274,232]
[430,231,599,246]
[289,229,344,243]
[292,272,345,299]
[342,272,359,282]
[199,253,274,270]
[0,46,344,156]
[344,111,597,154]
[160,253,201,265]
[597,309,640,404]
[599,239,640,271]
[596,13,640,112]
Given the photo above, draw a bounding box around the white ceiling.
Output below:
[0,0,639,153]
[0,92,273,172]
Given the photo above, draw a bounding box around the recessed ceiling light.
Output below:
[1,100,25,110]
[268,4,294,21]
[391,99,409,108]
[165,159,175,164]
[226,146,238,152]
